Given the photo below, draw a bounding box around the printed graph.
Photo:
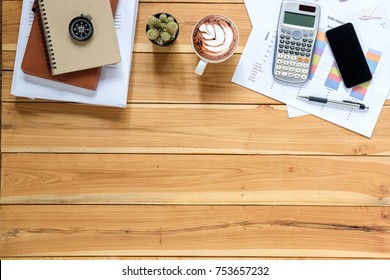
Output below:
[324,62,342,90]
[350,49,382,101]
[309,29,327,80]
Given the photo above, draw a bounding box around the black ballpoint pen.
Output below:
[298,95,369,110]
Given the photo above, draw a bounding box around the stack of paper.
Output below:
[233,0,390,137]
[11,0,139,108]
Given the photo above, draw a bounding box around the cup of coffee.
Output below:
[191,15,239,76]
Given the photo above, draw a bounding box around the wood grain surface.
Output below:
[1,0,390,258]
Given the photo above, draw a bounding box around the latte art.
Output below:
[199,22,233,55]
[192,15,239,62]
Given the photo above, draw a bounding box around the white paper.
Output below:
[244,0,390,118]
[11,0,139,108]
[232,8,390,137]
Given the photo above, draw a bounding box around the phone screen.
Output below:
[325,23,372,88]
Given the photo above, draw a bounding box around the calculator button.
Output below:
[305,53,310,57]
[276,65,282,70]
[304,58,310,63]
[303,32,308,37]
[282,72,288,77]
[291,55,297,60]
[277,59,283,64]
[300,52,305,56]
[290,61,296,66]
[288,73,294,78]
[307,44,312,48]
[309,32,314,37]
[295,68,301,73]
[284,55,290,59]
[295,51,299,55]
[302,69,308,74]
[295,74,301,79]
[290,51,295,54]
[301,75,308,79]
[275,71,281,76]
[297,57,303,62]
[290,42,295,45]
[282,66,289,70]
[278,49,283,53]
[302,63,309,68]
[296,42,301,46]
[277,53,283,59]
[283,61,289,65]
[279,44,284,48]
[308,39,313,43]
[286,36,291,40]
[303,38,307,42]
[292,30,302,40]
[281,29,286,33]
[286,30,291,34]
[296,62,302,67]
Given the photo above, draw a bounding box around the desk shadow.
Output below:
[13,101,128,122]
[151,49,184,76]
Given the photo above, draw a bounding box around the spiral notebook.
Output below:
[36,0,121,75]
[21,0,118,90]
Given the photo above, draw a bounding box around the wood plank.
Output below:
[2,2,251,53]
[1,154,390,205]
[1,1,22,52]
[2,103,390,155]
[1,54,279,104]
[4,55,389,105]
[2,51,15,71]
[0,205,389,257]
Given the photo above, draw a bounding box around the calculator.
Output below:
[273,1,321,83]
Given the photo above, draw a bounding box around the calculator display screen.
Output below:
[283,12,315,28]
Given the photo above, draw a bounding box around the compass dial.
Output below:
[69,15,94,41]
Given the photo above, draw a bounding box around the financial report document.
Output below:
[244,0,390,119]
[234,1,390,137]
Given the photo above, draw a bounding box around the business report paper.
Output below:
[232,8,390,137]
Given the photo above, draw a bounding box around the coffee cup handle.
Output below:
[195,59,208,76]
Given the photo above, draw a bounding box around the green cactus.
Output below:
[166,21,178,35]
[161,31,172,42]
[159,13,168,23]
[146,13,179,45]
[147,16,160,28]
[147,28,160,40]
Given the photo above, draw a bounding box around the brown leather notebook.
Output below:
[21,0,118,90]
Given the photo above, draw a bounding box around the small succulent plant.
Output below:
[146,13,179,46]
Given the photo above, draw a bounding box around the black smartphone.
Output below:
[325,23,372,88]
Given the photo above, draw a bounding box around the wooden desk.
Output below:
[1,0,390,259]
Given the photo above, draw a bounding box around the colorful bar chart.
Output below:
[324,62,342,90]
[309,29,327,80]
[350,49,382,101]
